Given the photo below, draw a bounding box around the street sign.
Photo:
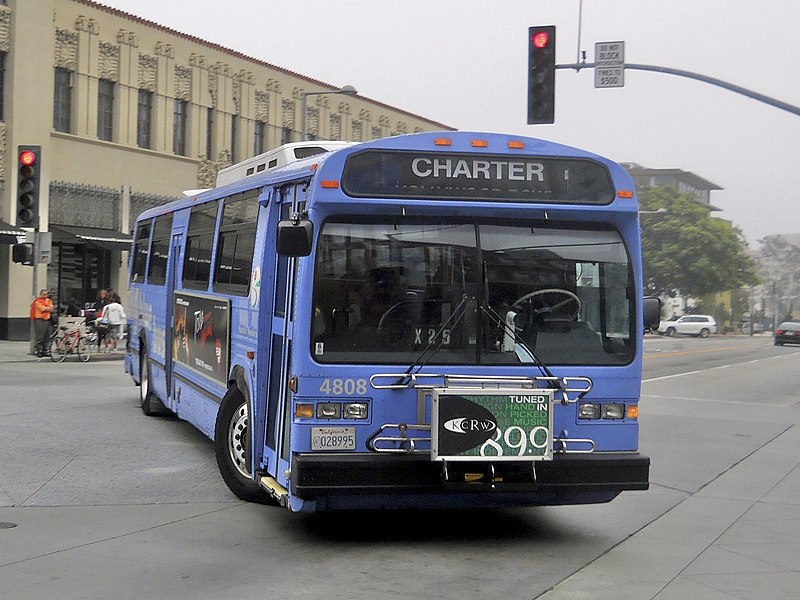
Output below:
[594,41,625,88]
[37,231,51,264]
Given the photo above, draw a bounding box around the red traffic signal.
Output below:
[16,145,42,228]
[20,149,37,167]
[531,31,550,49]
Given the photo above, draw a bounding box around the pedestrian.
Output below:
[65,297,82,317]
[101,293,127,351]
[94,289,111,346]
[96,288,110,314]
[29,288,54,356]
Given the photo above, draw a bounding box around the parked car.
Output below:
[774,321,800,346]
[658,314,717,338]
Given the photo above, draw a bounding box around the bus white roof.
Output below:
[215,141,356,187]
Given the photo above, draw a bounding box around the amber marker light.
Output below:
[617,190,634,199]
[507,140,525,149]
[295,403,314,419]
[627,405,639,419]
[433,137,452,146]
[471,140,488,148]
[320,180,340,189]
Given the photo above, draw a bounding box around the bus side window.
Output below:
[214,191,259,295]
[130,220,152,283]
[148,214,174,286]
[183,201,219,290]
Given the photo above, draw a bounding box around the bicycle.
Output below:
[49,325,92,362]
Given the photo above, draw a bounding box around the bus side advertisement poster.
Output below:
[431,389,554,461]
[172,292,230,384]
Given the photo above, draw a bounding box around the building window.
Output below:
[281,126,291,145]
[173,99,188,156]
[137,90,153,149]
[54,68,73,133]
[231,114,238,163]
[206,107,214,160]
[254,121,266,155]
[97,79,115,141]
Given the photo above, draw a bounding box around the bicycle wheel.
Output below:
[50,336,67,362]
[77,337,91,362]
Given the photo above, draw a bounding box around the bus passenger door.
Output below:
[164,230,183,395]
[262,189,300,478]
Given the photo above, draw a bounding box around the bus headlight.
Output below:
[316,402,341,419]
[343,402,368,419]
[601,403,625,420]
[578,402,627,420]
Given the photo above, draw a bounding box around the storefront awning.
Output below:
[0,219,25,244]
[50,225,133,251]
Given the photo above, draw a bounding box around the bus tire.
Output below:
[214,386,274,504]
[139,345,168,416]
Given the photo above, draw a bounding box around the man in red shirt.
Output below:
[30,289,54,356]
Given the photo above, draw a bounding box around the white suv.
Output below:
[658,315,717,338]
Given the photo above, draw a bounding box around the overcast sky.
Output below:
[97,0,800,247]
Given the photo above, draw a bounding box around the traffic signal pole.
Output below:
[557,62,800,117]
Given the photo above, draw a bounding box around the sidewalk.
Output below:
[538,423,800,599]
[0,339,125,363]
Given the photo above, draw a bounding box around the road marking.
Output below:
[641,393,788,408]
[643,346,738,360]
[643,349,800,383]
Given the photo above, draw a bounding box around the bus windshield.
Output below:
[311,220,633,366]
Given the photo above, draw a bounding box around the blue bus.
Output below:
[125,131,660,512]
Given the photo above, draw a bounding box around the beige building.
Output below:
[0,0,451,340]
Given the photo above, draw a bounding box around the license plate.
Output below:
[431,388,554,461]
[311,426,356,451]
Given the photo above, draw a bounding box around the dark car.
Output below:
[774,321,800,346]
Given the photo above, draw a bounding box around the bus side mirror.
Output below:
[643,296,661,330]
[277,220,313,256]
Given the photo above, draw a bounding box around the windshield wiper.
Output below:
[395,294,471,386]
[480,304,563,394]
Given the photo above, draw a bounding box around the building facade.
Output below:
[0,0,452,340]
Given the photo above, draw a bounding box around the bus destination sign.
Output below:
[431,388,554,461]
[341,150,614,204]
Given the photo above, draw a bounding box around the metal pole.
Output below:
[576,0,583,65]
[298,86,358,141]
[29,232,39,355]
[299,93,309,141]
[556,62,800,117]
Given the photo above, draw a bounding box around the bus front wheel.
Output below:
[214,386,274,504]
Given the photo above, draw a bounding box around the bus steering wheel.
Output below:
[511,288,581,320]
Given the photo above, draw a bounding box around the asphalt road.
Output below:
[1,335,798,600]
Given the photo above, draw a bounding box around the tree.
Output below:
[639,186,758,298]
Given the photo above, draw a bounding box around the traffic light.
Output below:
[527,26,556,124]
[16,145,41,228]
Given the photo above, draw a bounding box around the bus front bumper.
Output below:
[290,452,649,504]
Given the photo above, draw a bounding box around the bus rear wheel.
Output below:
[139,346,168,416]
[214,386,274,504]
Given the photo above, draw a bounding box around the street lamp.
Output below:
[299,85,358,141]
